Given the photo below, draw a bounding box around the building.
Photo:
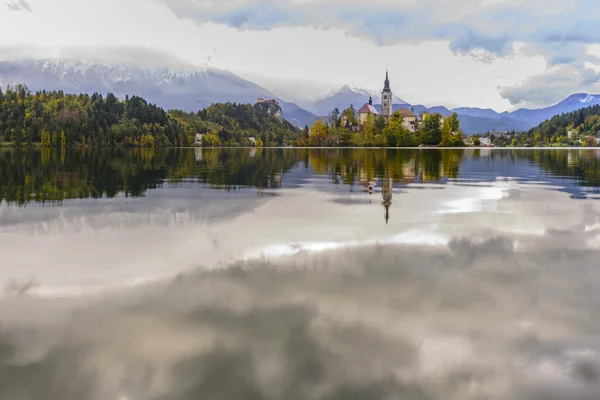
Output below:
[480,137,492,147]
[357,97,379,125]
[382,70,393,120]
[396,109,419,132]
[248,137,257,147]
[257,98,279,105]
[195,133,204,145]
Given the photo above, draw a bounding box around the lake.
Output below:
[1,147,600,399]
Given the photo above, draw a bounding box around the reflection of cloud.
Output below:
[2,232,600,399]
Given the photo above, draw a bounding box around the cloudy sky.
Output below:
[1,0,600,110]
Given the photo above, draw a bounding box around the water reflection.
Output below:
[2,148,600,208]
[2,149,600,399]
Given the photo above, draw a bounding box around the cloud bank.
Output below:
[157,0,600,107]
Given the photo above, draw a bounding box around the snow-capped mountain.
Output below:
[0,58,318,128]
[311,83,407,116]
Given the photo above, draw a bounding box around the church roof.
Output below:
[395,108,417,118]
[358,103,378,115]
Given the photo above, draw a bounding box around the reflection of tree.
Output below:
[0,148,304,206]
[309,149,465,187]
[516,149,600,189]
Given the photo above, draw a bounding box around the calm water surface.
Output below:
[1,148,600,399]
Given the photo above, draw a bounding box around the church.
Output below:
[357,71,420,132]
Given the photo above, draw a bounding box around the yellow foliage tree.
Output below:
[309,118,329,146]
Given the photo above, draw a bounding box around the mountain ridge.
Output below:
[2,58,600,135]
[0,58,318,128]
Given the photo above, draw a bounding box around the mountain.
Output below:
[311,84,406,116]
[371,95,600,135]
[507,93,600,126]
[0,58,318,128]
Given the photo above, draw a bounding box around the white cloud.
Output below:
[0,0,599,110]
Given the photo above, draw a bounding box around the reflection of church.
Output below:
[381,169,393,225]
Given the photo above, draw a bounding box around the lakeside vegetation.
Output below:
[0,85,301,148]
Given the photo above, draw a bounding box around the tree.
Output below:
[441,112,464,147]
[363,113,375,146]
[383,112,416,147]
[341,106,357,127]
[328,108,340,128]
[338,127,354,147]
[419,113,443,145]
[302,126,310,142]
[375,115,386,136]
[309,118,329,146]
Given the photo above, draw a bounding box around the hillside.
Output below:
[0,59,318,128]
[0,85,301,147]
[521,104,600,146]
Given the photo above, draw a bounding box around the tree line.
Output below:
[0,85,301,148]
[300,105,465,147]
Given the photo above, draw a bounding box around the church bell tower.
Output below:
[381,70,393,119]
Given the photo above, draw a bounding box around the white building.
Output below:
[396,109,419,132]
[480,138,492,146]
[195,133,204,145]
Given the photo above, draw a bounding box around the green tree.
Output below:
[383,112,416,147]
[329,108,341,128]
[419,113,443,145]
[375,115,386,136]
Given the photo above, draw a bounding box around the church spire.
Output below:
[383,70,391,93]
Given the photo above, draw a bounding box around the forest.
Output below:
[483,104,600,147]
[0,85,301,148]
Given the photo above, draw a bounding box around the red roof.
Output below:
[396,108,417,118]
[358,103,378,115]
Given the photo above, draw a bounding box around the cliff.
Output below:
[253,100,283,122]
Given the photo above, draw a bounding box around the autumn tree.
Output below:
[441,112,464,147]
[362,113,375,146]
[309,118,329,146]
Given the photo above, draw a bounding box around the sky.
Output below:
[1,0,600,111]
